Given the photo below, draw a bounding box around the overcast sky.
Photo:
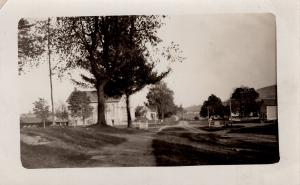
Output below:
[19,14,276,113]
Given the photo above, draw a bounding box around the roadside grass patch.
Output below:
[199,125,245,132]
[229,123,278,135]
[160,127,188,132]
[20,127,129,168]
[21,142,95,168]
[22,127,126,149]
[88,125,148,134]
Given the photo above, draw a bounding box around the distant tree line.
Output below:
[200,87,260,119]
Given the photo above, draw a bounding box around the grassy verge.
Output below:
[20,127,127,168]
[21,142,96,168]
[229,123,278,135]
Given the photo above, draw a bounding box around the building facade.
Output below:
[67,90,133,127]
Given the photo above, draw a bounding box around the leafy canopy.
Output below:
[33,98,50,121]
[18,18,46,74]
[146,82,178,119]
[200,94,225,118]
[67,91,93,120]
[230,87,259,116]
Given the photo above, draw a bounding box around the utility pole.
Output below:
[207,107,211,128]
[207,107,210,118]
[47,17,55,126]
[229,99,232,120]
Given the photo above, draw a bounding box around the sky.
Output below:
[18,14,276,113]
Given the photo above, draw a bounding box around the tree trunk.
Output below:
[97,83,107,126]
[43,120,45,128]
[125,94,132,128]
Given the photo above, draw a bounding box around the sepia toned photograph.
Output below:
[18,14,279,168]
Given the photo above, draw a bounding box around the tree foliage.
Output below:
[200,94,225,118]
[33,98,50,127]
[230,87,259,117]
[104,47,172,126]
[67,91,93,124]
[146,82,178,119]
[18,18,45,74]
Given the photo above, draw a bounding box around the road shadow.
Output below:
[151,123,279,166]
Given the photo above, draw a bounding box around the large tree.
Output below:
[104,53,170,127]
[200,94,225,118]
[67,91,93,125]
[32,98,50,128]
[55,16,181,126]
[230,87,259,117]
[146,82,177,120]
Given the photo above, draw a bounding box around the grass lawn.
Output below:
[21,126,127,168]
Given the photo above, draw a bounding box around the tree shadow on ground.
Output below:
[152,126,279,166]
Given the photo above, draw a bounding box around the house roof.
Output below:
[256,85,277,99]
[260,99,277,106]
[20,116,42,124]
[20,114,68,124]
[142,106,156,112]
[67,90,122,103]
[85,91,98,102]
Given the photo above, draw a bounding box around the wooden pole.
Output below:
[47,18,55,126]
[207,107,210,128]
[229,99,232,120]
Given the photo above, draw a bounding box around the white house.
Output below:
[139,106,158,121]
[67,90,134,127]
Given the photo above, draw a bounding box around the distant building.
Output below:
[256,85,277,121]
[180,105,201,120]
[20,113,68,127]
[20,113,46,127]
[137,106,158,121]
[67,89,134,127]
[258,99,277,121]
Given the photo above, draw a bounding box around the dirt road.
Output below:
[20,121,279,168]
[89,132,156,166]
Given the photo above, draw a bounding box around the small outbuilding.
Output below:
[259,99,277,121]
